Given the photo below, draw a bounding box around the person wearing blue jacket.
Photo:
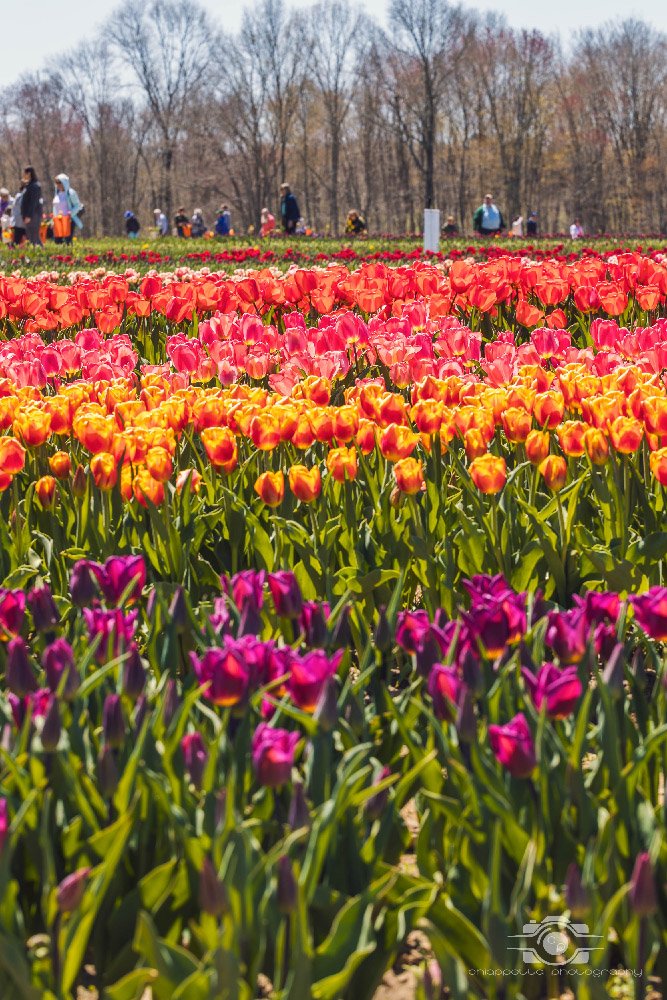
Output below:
[53,173,83,245]
[280,183,300,235]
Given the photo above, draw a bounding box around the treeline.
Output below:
[1,0,666,237]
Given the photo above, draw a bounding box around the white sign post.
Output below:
[423,209,440,254]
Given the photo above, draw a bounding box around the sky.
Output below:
[2,0,667,88]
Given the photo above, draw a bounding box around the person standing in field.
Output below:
[215,205,231,236]
[511,215,523,237]
[20,166,44,246]
[10,180,26,246]
[280,183,300,235]
[570,217,584,240]
[154,208,168,236]
[443,216,458,236]
[473,193,505,236]
[174,206,189,237]
[191,208,207,237]
[52,174,83,245]
[260,207,275,237]
[526,212,538,236]
[124,211,140,238]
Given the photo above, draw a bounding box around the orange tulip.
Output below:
[469,454,506,494]
[74,412,115,454]
[251,412,281,451]
[133,468,165,507]
[35,475,56,508]
[49,451,72,479]
[255,471,284,507]
[201,427,238,473]
[0,397,18,431]
[394,457,424,495]
[326,446,358,482]
[292,412,316,450]
[356,419,376,455]
[176,468,202,494]
[533,392,565,430]
[609,415,643,453]
[525,430,550,465]
[332,405,359,442]
[411,399,442,435]
[557,420,587,457]
[289,465,321,502]
[13,407,51,448]
[0,471,12,492]
[145,446,173,483]
[584,427,609,465]
[0,437,26,474]
[379,423,418,462]
[464,427,487,461]
[120,465,133,502]
[501,407,532,444]
[650,448,667,486]
[90,452,118,491]
[539,455,568,492]
[310,408,336,444]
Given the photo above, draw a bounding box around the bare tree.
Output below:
[108,0,217,221]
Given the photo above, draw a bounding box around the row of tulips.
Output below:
[0,356,667,604]
[1,252,667,338]
[2,560,667,997]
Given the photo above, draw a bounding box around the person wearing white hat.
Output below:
[153,209,168,236]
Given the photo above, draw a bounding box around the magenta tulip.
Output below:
[488,713,536,777]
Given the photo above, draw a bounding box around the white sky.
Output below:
[1,0,666,87]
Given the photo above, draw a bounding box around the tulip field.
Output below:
[3,249,667,998]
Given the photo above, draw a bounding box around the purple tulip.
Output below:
[97,744,118,797]
[289,649,342,712]
[629,588,667,641]
[428,664,465,720]
[268,571,303,619]
[0,798,8,856]
[462,593,526,659]
[200,856,228,916]
[163,679,180,728]
[210,597,232,635]
[488,713,536,778]
[0,589,25,637]
[395,610,431,654]
[573,590,621,627]
[298,601,329,648]
[329,604,352,650]
[251,724,299,787]
[122,645,146,700]
[168,588,188,631]
[8,688,50,729]
[463,573,513,602]
[181,732,208,789]
[373,606,393,652]
[83,608,138,660]
[565,863,590,918]
[277,855,297,914]
[40,695,61,752]
[27,584,60,632]
[221,570,266,611]
[522,663,582,719]
[545,609,589,664]
[102,694,126,749]
[69,559,103,607]
[43,639,78,700]
[189,640,261,707]
[5,637,37,698]
[364,766,391,820]
[57,867,91,912]
[629,852,657,916]
[99,555,146,606]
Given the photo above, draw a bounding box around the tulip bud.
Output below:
[238,597,263,637]
[565,863,590,918]
[40,696,61,752]
[43,639,79,700]
[602,643,625,700]
[629,852,657,917]
[364,766,391,822]
[539,455,568,492]
[299,601,328,647]
[6,637,37,698]
[168,587,189,633]
[415,631,440,678]
[276,855,297,914]
[181,732,208,790]
[459,647,482,694]
[49,451,71,479]
[102,694,125,749]
[72,464,87,498]
[162,679,180,728]
[199,856,228,917]
[35,475,56,509]
[288,781,311,830]
[97,744,118,797]
[267,572,303,619]
[329,604,352,651]
[133,694,148,732]
[389,484,404,508]
[27,584,60,632]
[122,646,146,701]
[525,430,550,465]
[373,607,393,654]
[57,867,91,912]
[423,959,443,1000]
[314,677,338,733]
[344,693,365,736]
[69,559,101,607]
[455,688,477,744]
